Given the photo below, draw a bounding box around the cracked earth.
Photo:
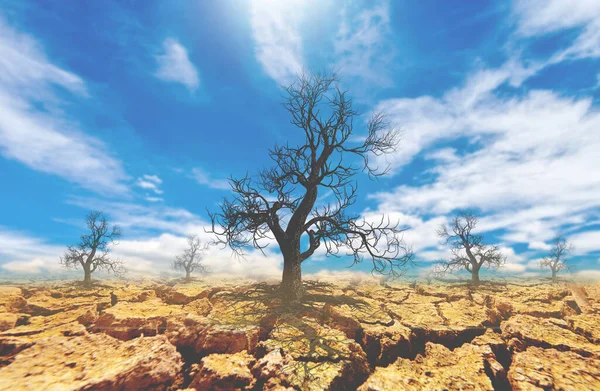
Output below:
[1,277,599,390]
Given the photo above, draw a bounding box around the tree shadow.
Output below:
[215,280,371,390]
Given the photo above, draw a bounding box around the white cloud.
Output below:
[191,167,230,190]
[571,269,600,282]
[0,228,64,274]
[250,0,305,85]
[370,63,600,252]
[513,0,600,37]
[361,210,446,256]
[332,0,396,90]
[66,196,205,237]
[0,224,282,278]
[154,38,200,91]
[145,196,164,203]
[142,174,162,184]
[569,230,600,256]
[115,232,282,278]
[514,0,600,62]
[136,174,163,194]
[498,246,527,273]
[0,18,129,195]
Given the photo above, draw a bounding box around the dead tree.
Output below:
[173,235,210,281]
[436,210,505,284]
[208,71,414,303]
[540,235,573,283]
[60,211,123,288]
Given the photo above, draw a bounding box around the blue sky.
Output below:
[0,0,599,280]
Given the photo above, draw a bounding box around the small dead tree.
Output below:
[436,210,505,284]
[208,71,414,303]
[540,235,573,283]
[174,235,210,281]
[60,211,123,288]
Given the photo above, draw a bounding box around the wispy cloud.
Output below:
[364,3,600,260]
[513,0,600,37]
[191,167,231,190]
[0,17,129,195]
[250,0,305,85]
[154,38,200,91]
[513,0,600,62]
[332,0,396,90]
[135,174,163,194]
[0,227,64,274]
[370,62,600,254]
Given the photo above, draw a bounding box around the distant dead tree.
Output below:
[60,211,124,288]
[436,210,505,284]
[207,71,414,303]
[540,235,573,283]
[173,234,210,282]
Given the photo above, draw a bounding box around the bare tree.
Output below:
[60,211,123,288]
[174,235,210,282]
[540,235,573,283]
[436,210,505,284]
[208,71,414,303]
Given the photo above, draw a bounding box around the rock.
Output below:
[0,334,182,391]
[436,298,496,327]
[161,286,212,305]
[385,299,443,330]
[0,314,20,332]
[164,291,195,305]
[136,290,156,302]
[198,324,260,355]
[501,314,600,357]
[94,299,185,340]
[263,316,364,362]
[165,314,211,349]
[184,297,213,316]
[387,299,489,349]
[360,322,413,366]
[165,312,259,357]
[566,313,600,343]
[0,337,35,367]
[567,282,594,314]
[472,329,506,350]
[358,342,500,391]
[0,305,96,338]
[24,291,107,316]
[252,349,287,381]
[259,316,370,390]
[189,351,256,390]
[508,346,600,390]
[510,300,566,318]
[0,287,26,313]
[495,300,514,318]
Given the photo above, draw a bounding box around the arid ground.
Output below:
[1,277,599,390]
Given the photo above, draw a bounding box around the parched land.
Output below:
[1,277,599,391]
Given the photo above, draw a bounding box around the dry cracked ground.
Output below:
[1,277,600,391]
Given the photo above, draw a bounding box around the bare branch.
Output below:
[206,70,410,300]
[173,235,210,280]
[539,235,573,280]
[436,210,505,283]
[59,211,123,286]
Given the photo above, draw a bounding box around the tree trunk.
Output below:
[551,269,557,283]
[185,270,191,282]
[471,266,480,285]
[281,255,303,304]
[83,265,92,288]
